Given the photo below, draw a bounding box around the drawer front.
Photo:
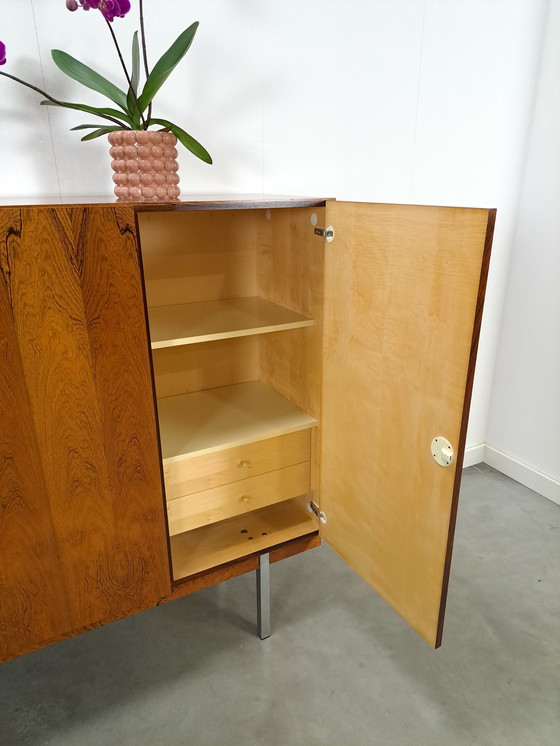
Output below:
[167,461,311,535]
[163,429,311,500]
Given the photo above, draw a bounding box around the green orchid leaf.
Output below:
[149,117,212,164]
[41,99,133,127]
[51,49,129,111]
[137,22,199,113]
[70,123,111,131]
[80,127,122,142]
[127,31,141,125]
[130,32,140,93]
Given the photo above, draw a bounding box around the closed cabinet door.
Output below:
[0,205,171,662]
[319,202,495,647]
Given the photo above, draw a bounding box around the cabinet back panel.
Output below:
[320,202,493,648]
[153,336,258,398]
[138,210,258,307]
[0,206,171,660]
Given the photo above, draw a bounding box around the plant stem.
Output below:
[104,18,146,128]
[0,70,127,127]
[138,0,152,129]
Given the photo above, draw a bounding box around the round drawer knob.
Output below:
[240,495,250,504]
[238,459,251,469]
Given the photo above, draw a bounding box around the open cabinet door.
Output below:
[319,202,495,647]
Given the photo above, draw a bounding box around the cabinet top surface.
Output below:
[0,194,330,209]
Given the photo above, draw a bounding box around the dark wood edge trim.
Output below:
[0,197,332,209]
[269,531,320,562]
[132,208,175,590]
[435,208,497,648]
[159,532,321,605]
[134,198,330,213]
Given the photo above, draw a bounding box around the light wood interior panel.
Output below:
[319,202,492,648]
[170,498,317,580]
[164,429,311,499]
[157,381,317,461]
[257,206,325,419]
[139,206,325,588]
[257,206,326,505]
[149,296,313,348]
[152,336,258,398]
[164,534,321,602]
[137,210,258,307]
[167,461,311,534]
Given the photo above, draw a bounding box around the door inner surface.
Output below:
[319,201,494,647]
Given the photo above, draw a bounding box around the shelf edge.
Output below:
[151,318,314,349]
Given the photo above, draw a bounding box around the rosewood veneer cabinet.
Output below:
[0,195,495,662]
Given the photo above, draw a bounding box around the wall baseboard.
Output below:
[482,445,560,506]
[463,444,486,468]
[463,444,560,506]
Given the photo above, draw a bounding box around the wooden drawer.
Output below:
[163,429,311,500]
[167,461,311,535]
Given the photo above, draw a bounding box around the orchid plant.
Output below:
[0,0,212,163]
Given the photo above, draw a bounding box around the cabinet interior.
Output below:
[137,206,325,580]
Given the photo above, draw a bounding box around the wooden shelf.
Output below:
[148,297,313,348]
[157,381,317,463]
[170,498,317,580]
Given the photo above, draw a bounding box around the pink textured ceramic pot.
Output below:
[108,130,181,201]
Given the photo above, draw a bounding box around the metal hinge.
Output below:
[314,225,335,243]
[307,500,327,524]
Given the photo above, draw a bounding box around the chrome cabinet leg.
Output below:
[256,552,270,640]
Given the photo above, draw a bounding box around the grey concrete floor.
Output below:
[1,464,558,746]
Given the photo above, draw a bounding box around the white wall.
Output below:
[486,0,560,503]
[0,0,550,453]
[257,0,549,453]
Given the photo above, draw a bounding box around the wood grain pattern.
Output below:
[0,530,320,663]
[0,211,71,661]
[73,206,171,614]
[0,206,171,661]
[319,202,493,648]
